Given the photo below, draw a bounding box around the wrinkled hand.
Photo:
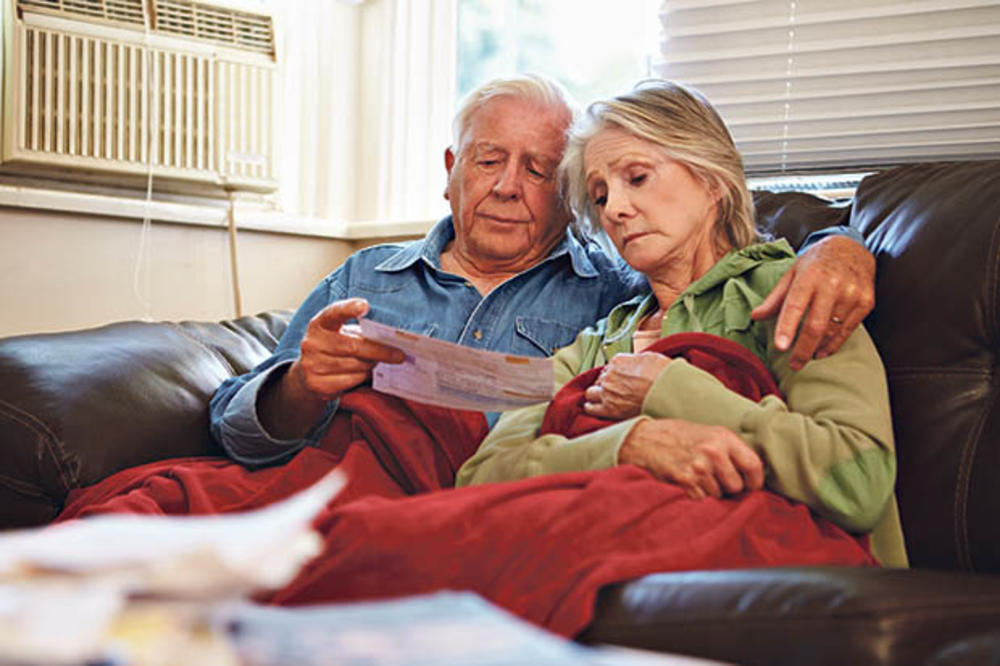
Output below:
[751,235,875,370]
[619,419,765,499]
[583,352,672,420]
[288,298,405,401]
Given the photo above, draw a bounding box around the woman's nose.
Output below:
[604,186,632,222]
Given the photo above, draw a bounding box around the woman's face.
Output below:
[583,126,720,278]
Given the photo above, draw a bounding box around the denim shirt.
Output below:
[210,216,647,465]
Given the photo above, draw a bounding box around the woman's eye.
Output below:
[592,194,607,207]
[630,174,647,186]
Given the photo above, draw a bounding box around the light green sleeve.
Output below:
[640,322,896,532]
[455,329,640,487]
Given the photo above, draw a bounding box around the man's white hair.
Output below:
[450,74,578,152]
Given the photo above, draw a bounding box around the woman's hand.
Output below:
[583,352,672,420]
[619,419,765,499]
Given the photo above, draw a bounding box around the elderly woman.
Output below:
[456,80,906,568]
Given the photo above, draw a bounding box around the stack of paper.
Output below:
[0,470,344,664]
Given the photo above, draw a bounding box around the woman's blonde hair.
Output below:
[560,79,758,249]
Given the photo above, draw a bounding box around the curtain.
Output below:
[275,0,456,224]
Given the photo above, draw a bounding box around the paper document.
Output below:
[0,470,345,664]
[218,592,729,666]
[359,319,554,412]
[0,469,346,595]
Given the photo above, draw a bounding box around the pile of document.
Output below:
[0,471,344,665]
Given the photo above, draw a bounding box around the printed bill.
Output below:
[358,319,554,412]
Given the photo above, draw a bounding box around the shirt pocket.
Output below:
[370,310,438,338]
[365,292,439,338]
[353,279,405,294]
[514,316,580,356]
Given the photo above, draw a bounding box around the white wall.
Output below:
[0,207,364,337]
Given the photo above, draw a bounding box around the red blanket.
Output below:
[58,334,875,637]
[541,332,782,438]
[58,391,488,518]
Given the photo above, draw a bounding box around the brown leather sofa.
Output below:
[2,161,1000,665]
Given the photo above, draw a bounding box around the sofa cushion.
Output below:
[581,566,1000,666]
[0,311,291,528]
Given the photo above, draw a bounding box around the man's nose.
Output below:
[492,162,522,200]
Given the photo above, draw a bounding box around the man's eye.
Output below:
[527,164,552,180]
[479,160,499,166]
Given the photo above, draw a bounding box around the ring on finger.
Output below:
[830,315,844,324]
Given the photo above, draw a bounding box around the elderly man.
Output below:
[211,74,874,467]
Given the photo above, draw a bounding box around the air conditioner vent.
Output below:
[5,0,277,193]
[153,0,274,55]
[17,0,147,28]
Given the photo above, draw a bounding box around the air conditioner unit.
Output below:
[0,0,277,194]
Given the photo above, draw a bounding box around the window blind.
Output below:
[653,0,1000,175]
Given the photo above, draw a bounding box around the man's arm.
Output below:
[752,232,875,370]
[209,274,338,466]
[209,265,402,466]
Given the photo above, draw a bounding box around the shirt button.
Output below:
[473,329,483,341]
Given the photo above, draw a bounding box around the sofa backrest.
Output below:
[855,162,1000,572]
[758,161,1000,572]
[0,311,291,527]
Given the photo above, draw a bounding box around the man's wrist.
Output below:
[258,362,330,441]
[798,225,865,253]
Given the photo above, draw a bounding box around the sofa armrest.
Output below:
[0,310,291,529]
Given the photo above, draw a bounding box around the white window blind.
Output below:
[654,0,1000,176]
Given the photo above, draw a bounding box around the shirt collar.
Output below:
[373,216,454,272]
[374,215,600,279]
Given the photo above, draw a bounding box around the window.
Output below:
[457,0,661,106]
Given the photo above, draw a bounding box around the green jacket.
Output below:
[456,240,907,568]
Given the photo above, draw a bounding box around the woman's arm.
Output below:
[640,322,896,532]
[455,329,639,486]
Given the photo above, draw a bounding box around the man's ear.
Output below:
[443,147,456,200]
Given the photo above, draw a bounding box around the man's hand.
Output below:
[258,299,405,440]
[751,235,875,370]
[618,419,765,499]
[290,298,406,400]
[583,353,671,420]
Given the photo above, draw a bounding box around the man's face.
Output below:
[444,95,573,273]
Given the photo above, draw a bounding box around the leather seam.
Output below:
[985,209,1000,342]
[0,472,54,500]
[951,213,1000,570]
[0,398,73,493]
